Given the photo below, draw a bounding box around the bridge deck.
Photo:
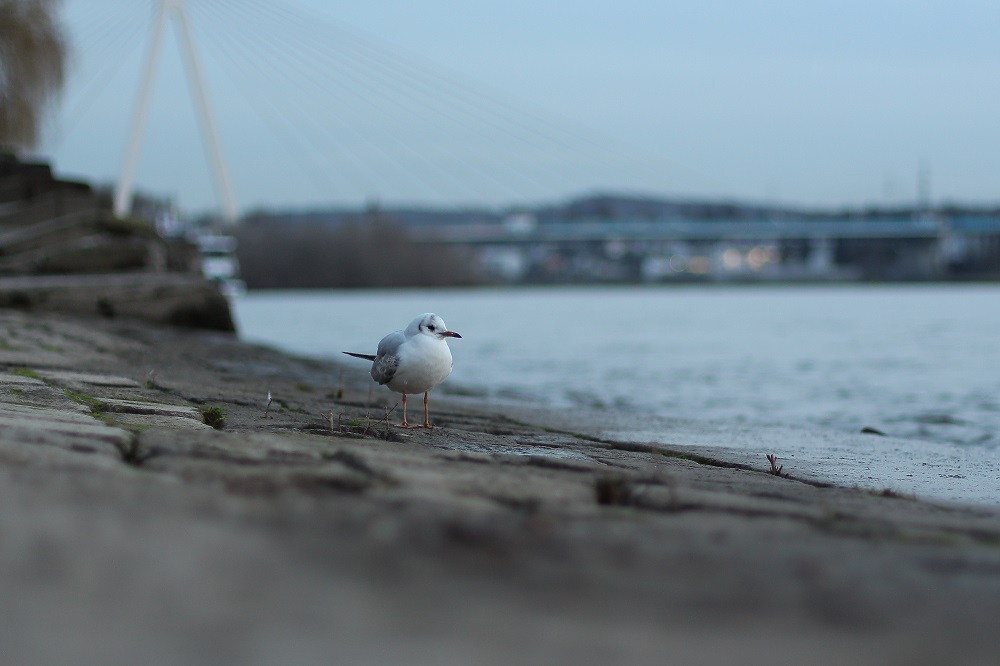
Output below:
[420,216,1000,244]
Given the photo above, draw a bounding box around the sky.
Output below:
[38,0,1000,215]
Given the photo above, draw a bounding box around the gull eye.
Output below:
[427,324,436,332]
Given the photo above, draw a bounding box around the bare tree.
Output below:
[235,211,485,289]
[0,0,67,151]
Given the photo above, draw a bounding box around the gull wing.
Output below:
[371,330,405,385]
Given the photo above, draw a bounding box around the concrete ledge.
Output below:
[0,273,235,331]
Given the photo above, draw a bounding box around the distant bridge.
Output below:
[412,213,1000,282]
[420,215,1000,245]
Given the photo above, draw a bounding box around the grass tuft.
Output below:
[201,406,226,429]
[65,387,103,414]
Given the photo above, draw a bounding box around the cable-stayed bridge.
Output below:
[49,0,1000,283]
[55,0,715,218]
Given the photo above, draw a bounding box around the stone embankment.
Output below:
[2,308,1000,665]
[0,153,232,330]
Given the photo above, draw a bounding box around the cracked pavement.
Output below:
[2,310,1000,665]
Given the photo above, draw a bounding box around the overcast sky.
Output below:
[41,0,1000,215]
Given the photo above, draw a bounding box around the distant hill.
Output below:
[240,192,1000,229]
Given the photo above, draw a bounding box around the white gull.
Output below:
[343,313,461,428]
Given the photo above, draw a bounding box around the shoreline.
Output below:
[3,309,1000,663]
[436,394,1000,507]
[521,406,1000,508]
[233,283,1000,507]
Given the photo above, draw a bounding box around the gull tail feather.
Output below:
[343,351,376,361]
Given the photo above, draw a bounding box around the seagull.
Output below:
[343,313,462,428]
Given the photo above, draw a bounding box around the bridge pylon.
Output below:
[114,0,238,224]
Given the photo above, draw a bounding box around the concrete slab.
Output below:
[110,413,213,431]
[0,404,129,456]
[38,371,141,388]
[98,398,203,421]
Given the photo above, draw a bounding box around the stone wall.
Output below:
[0,153,233,331]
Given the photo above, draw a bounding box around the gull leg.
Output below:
[422,391,431,428]
[400,393,412,427]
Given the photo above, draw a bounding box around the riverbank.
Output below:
[234,284,1000,505]
[2,309,1000,665]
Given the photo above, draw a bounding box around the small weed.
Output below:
[869,487,913,500]
[201,406,226,429]
[95,413,118,427]
[325,404,397,441]
[65,388,103,414]
[295,383,313,393]
[12,368,40,379]
[117,434,142,466]
[766,454,787,477]
[40,344,63,353]
[595,475,634,506]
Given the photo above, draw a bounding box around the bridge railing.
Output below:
[414,215,997,244]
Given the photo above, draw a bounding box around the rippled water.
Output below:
[233,284,1000,451]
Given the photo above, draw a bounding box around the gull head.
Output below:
[408,313,462,340]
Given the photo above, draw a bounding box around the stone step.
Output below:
[0,211,103,254]
[98,398,203,421]
[0,191,100,226]
[0,169,91,204]
[111,413,213,431]
[0,234,154,275]
[0,273,235,331]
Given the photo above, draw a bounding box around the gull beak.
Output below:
[443,330,462,339]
